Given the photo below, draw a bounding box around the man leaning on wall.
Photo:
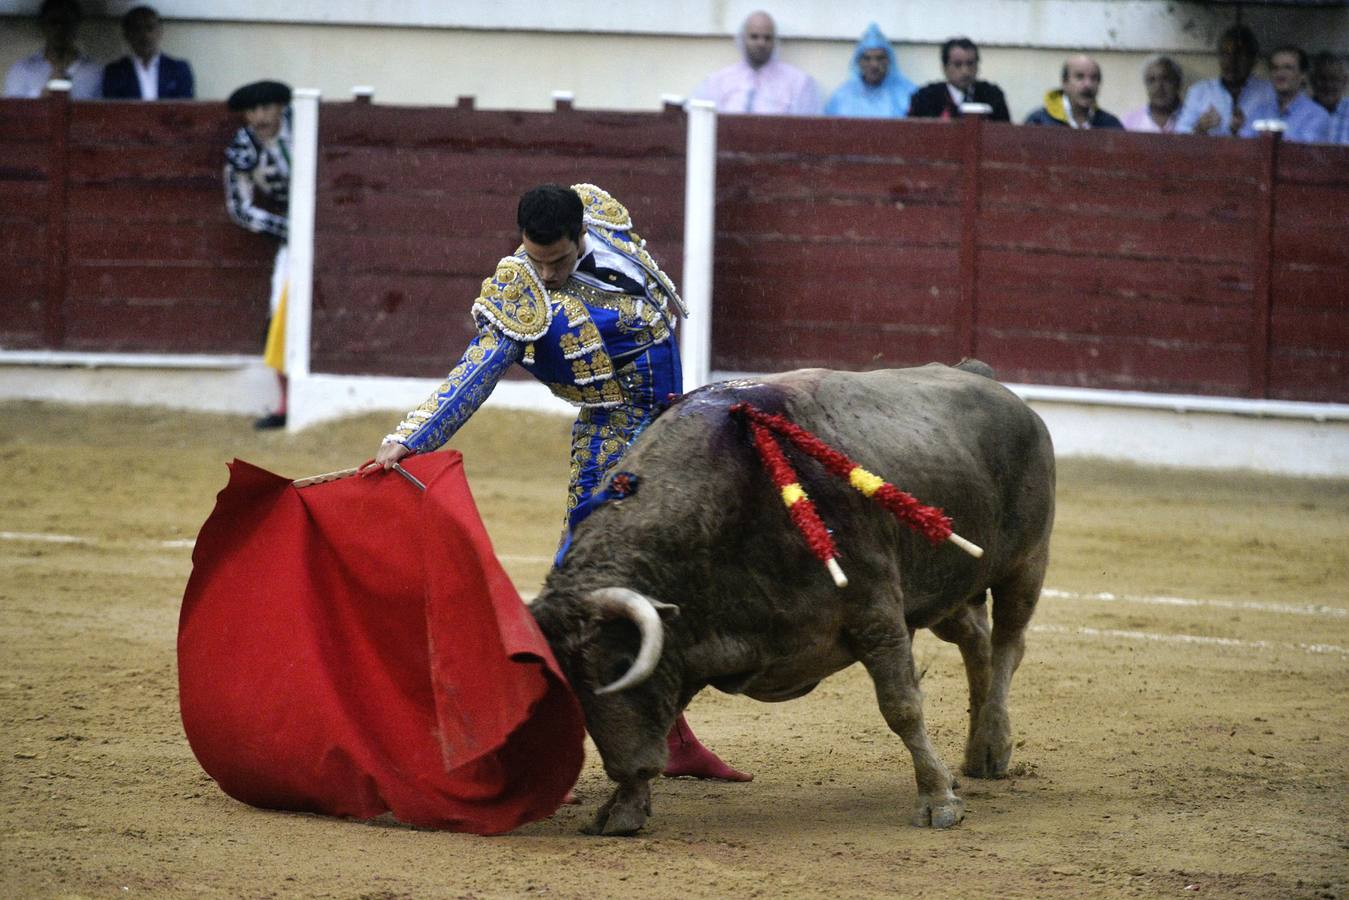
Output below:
[3,0,101,99]
[1024,54,1124,129]
[101,5,195,100]
[1310,52,1349,144]
[1175,24,1278,138]
[1267,46,1331,144]
[907,37,1010,122]
[824,22,917,118]
[691,10,821,115]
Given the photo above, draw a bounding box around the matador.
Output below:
[363,183,751,783]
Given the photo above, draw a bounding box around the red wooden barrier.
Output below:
[0,100,53,349]
[310,103,686,377]
[1,93,274,355]
[2,95,1345,403]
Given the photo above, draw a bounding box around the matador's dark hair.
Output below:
[517,184,583,245]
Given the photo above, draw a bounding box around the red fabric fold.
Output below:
[177,452,584,834]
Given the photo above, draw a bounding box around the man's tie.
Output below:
[576,253,645,295]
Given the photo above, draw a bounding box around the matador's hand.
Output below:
[359,440,411,476]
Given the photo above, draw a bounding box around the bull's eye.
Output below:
[601,654,636,687]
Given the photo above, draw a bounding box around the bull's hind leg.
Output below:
[852,609,964,827]
[929,600,995,778]
[966,556,1048,778]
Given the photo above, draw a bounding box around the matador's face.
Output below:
[523,233,583,291]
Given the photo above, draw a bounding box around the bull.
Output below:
[529,361,1056,835]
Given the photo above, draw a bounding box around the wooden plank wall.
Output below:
[974,124,1261,396]
[713,115,1348,400]
[311,100,687,377]
[0,101,55,349]
[1269,143,1349,403]
[712,116,967,373]
[4,95,1345,403]
[0,95,275,355]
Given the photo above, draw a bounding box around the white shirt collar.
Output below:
[1062,93,1097,129]
[132,53,161,100]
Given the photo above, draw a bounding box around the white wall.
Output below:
[3,356,1346,478]
[3,1,1345,122]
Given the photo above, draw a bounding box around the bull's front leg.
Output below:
[853,611,964,828]
[583,777,653,836]
[582,710,670,836]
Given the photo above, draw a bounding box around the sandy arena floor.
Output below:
[1,400,1346,898]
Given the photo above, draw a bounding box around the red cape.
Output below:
[178,452,585,834]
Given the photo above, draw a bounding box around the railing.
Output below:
[2,88,1346,403]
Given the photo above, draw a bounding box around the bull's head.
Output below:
[586,588,678,693]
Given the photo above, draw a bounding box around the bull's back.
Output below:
[719,365,1054,610]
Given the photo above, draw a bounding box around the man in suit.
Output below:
[101,5,194,100]
[907,37,1010,121]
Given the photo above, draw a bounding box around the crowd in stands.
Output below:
[5,1,1347,146]
[3,1,192,100]
[693,12,1349,145]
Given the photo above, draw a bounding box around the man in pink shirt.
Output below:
[1121,55,1183,133]
[692,10,821,115]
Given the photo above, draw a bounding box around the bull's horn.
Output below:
[587,587,673,695]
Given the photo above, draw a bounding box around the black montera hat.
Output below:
[227,80,292,112]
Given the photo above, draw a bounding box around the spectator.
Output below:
[1121,55,1183,133]
[2,0,100,99]
[1176,24,1277,138]
[824,22,916,118]
[1267,46,1331,144]
[101,5,195,100]
[223,80,293,430]
[1310,52,1349,144]
[1025,54,1124,129]
[907,37,1010,121]
[692,10,821,115]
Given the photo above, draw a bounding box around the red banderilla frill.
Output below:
[730,402,984,589]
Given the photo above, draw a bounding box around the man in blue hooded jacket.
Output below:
[825,23,916,118]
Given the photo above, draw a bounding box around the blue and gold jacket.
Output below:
[386,184,686,454]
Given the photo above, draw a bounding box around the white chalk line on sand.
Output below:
[1031,623,1348,657]
[0,531,195,550]
[1041,587,1346,619]
[3,530,1346,657]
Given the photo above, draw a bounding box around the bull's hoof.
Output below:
[962,746,1011,780]
[581,783,652,836]
[582,803,649,836]
[911,794,965,828]
[963,710,1012,779]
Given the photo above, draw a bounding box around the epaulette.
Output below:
[224,128,260,172]
[572,183,632,231]
[470,256,551,342]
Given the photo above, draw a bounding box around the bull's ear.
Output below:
[654,601,680,622]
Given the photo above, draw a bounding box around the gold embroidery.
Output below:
[572,183,632,229]
[472,256,550,341]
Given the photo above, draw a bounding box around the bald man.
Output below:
[691,10,821,115]
[1025,54,1124,129]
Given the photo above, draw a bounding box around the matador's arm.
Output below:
[382,324,524,453]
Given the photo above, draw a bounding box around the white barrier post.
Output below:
[284,88,320,430]
[681,98,717,390]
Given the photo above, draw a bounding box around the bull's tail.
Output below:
[953,358,996,379]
